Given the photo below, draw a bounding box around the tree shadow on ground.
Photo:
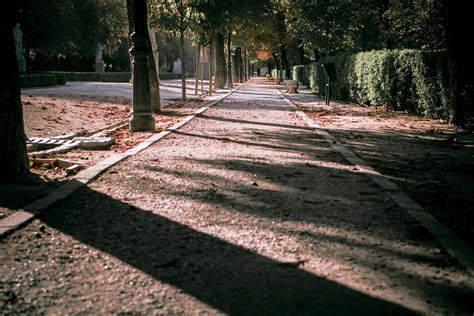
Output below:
[0,176,62,217]
[325,127,474,248]
[139,155,473,314]
[40,183,417,315]
[198,104,474,248]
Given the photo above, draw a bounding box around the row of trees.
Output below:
[16,0,129,71]
[2,0,472,178]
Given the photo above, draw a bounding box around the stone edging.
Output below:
[277,88,474,275]
[0,84,247,239]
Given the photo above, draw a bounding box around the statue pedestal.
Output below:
[95,61,105,73]
[17,55,26,72]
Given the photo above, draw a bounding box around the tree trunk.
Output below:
[297,40,304,65]
[195,44,201,95]
[215,33,226,89]
[280,44,290,80]
[272,52,280,78]
[226,32,233,88]
[313,48,320,62]
[232,52,238,84]
[200,47,204,95]
[243,50,247,81]
[443,1,473,126]
[147,24,160,113]
[180,26,186,101]
[0,0,29,178]
[126,0,135,80]
[237,47,243,83]
[209,43,213,96]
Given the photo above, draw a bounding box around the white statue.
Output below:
[95,43,105,73]
[13,23,26,72]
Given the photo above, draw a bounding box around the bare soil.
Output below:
[0,92,201,219]
[287,92,474,248]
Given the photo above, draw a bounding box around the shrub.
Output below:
[292,49,451,120]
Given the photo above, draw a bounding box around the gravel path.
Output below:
[1,78,473,315]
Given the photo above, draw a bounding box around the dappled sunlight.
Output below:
[22,181,418,314]
[83,152,472,313]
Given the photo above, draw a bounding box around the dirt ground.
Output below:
[286,91,474,248]
[12,85,473,249]
[1,79,473,314]
[0,92,202,219]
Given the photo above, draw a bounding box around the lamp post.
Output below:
[129,0,154,132]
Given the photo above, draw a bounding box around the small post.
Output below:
[321,64,330,106]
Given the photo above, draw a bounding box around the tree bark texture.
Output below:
[443,1,473,126]
[126,0,135,77]
[226,32,233,88]
[195,44,201,95]
[280,44,290,80]
[215,33,226,89]
[243,50,247,81]
[147,25,160,113]
[232,52,238,84]
[180,27,186,101]
[208,43,213,95]
[237,47,243,83]
[0,0,29,178]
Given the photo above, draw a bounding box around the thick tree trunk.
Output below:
[226,32,233,88]
[215,33,226,89]
[147,25,160,113]
[443,2,473,126]
[280,44,290,80]
[0,0,29,178]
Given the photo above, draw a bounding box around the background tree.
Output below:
[17,0,128,71]
[149,0,198,101]
[442,1,473,127]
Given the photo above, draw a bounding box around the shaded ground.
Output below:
[287,91,474,248]
[1,78,473,314]
[0,80,215,220]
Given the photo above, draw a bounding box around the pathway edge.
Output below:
[0,83,247,239]
[277,88,474,275]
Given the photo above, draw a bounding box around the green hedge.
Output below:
[292,49,451,119]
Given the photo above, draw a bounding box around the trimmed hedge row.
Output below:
[292,49,451,119]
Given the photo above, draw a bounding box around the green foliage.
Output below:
[279,0,445,60]
[384,0,445,50]
[292,65,312,87]
[295,49,452,120]
[18,0,127,57]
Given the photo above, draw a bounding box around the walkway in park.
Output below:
[1,78,473,314]
[22,78,214,106]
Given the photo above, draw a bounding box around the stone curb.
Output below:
[0,84,247,239]
[277,88,474,275]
